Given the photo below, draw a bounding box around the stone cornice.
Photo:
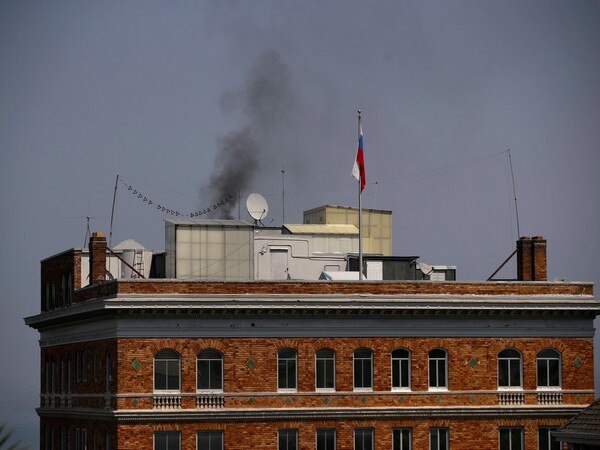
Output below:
[37,406,585,422]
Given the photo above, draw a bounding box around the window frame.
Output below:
[278,428,298,450]
[316,428,336,450]
[393,428,412,450]
[353,348,374,392]
[354,428,374,450]
[499,427,524,450]
[536,349,561,390]
[429,427,449,450]
[196,430,224,450]
[428,348,448,391]
[315,348,336,392]
[153,431,181,450]
[154,349,181,393]
[196,349,224,393]
[391,349,411,391]
[277,348,298,392]
[538,427,560,450]
[498,349,523,390]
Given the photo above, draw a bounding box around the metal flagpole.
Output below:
[358,110,363,280]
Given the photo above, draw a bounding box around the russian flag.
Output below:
[351,117,366,192]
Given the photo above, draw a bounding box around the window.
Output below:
[105,432,111,450]
[392,349,410,390]
[393,429,411,450]
[154,431,180,450]
[60,426,67,450]
[82,351,87,382]
[538,427,559,450]
[278,429,297,450]
[61,358,66,394]
[45,425,55,450]
[278,349,297,391]
[197,431,223,450]
[316,349,335,391]
[197,350,223,391]
[317,429,336,450]
[93,350,98,382]
[76,351,81,383]
[354,428,373,450]
[75,428,87,450]
[499,428,523,450]
[353,348,373,390]
[61,275,66,307]
[67,272,73,305]
[537,350,561,389]
[430,428,448,450]
[498,349,522,389]
[154,350,181,391]
[428,349,447,390]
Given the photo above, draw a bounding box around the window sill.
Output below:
[428,387,448,392]
[353,388,374,393]
[277,389,298,393]
[316,388,336,393]
[196,389,224,394]
[392,387,411,392]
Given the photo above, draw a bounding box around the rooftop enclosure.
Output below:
[303,205,392,256]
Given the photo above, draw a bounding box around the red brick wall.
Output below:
[117,337,594,406]
[40,249,81,311]
[117,418,569,450]
[72,279,594,303]
[41,339,117,407]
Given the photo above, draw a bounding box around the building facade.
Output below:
[26,232,599,450]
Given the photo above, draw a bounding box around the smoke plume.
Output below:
[201,50,295,218]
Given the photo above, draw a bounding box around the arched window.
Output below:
[498,349,522,388]
[354,348,373,390]
[428,349,448,390]
[392,349,411,390]
[154,350,180,392]
[537,349,561,389]
[315,349,335,391]
[278,349,297,391]
[197,349,223,391]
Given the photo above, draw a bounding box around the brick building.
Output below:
[26,230,600,450]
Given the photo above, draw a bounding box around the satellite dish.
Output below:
[418,262,434,276]
[246,193,269,222]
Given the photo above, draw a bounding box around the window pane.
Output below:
[538,428,549,450]
[510,360,521,387]
[198,431,223,450]
[355,349,371,358]
[429,349,445,358]
[317,359,325,388]
[354,359,363,387]
[429,360,437,387]
[210,360,222,390]
[430,430,438,450]
[538,360,548,386]
[325,360,334,388]
[393,429,410,450]
[401,360,409,388]
[549,360,559,386]
[437,360,446,387]
[287,360,296,389]
[510,429,522,450]
[363,359,372,388]
[498,360,508,386]
[278,430,297,450]
[392,361,400,387]
[278,360,287,389]
[167,360,180,390]
[198,360,208,389]
[317,349,334,358]
[155,361,167,390]
[499,430,509,450]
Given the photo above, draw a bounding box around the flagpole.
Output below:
[358,109,363,281]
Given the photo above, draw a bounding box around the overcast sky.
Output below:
[1,1,599,446]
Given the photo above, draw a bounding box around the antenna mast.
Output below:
[507,149,520,237]
[281,168,286,225]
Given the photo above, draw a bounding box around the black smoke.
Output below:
[201,50,294,218]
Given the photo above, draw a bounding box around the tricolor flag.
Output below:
[351,115,366,192]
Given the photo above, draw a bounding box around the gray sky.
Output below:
[1,1,599,446]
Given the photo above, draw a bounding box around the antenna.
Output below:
[506,149,520,237]
[281,168,286,225]
[246,193,269,225]
[84,216,91,247]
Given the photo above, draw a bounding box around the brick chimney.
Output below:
[89,231,107,285]
[517,236,547,281]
